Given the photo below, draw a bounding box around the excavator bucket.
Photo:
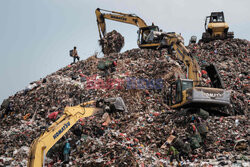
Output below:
[96,97,127,113]
[105,97,127,112]
[205,64,225,89]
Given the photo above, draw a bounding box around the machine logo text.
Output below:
[203,92,223,98]
[53,121,70,139]
[111,15,127,21]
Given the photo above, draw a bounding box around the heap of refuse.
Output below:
[0,37,249,166]
[188,38,250,115]
[99,30,124,54]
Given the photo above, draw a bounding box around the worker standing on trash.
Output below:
[166,142,181,166]
[70,46,80,63]
[63,139,71,163]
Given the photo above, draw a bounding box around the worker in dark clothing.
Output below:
[110,59,117,73]
[195,118,209,147]
[104,60,117,76]
[0,100,14,118]
[72,124,83,140]
[166,143,181,166]
[70,46,80,63]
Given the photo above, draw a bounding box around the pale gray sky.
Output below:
[0,0,249,103]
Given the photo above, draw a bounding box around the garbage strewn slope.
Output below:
[0,32,249,166]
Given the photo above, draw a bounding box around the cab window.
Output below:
[175,80,182,103]
[182,80,193,91]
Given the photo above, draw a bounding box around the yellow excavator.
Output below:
[95,8,231,110]
[164,33,231,110]
[95,8,168,49]
[201,12,234,42]
[27,98,127,167]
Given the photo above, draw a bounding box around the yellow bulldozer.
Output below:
[201,12,234,42]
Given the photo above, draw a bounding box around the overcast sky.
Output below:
[0,0,249,103]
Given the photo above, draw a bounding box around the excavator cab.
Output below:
[137,25,161,48]
[202,11,234,42]
[168,79,193,106]
[209,12,225,23]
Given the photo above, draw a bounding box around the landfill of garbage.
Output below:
[0,31,249,166]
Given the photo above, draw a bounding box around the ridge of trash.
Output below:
[0,31,249,166]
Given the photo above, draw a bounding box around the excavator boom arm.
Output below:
[95,8,147,39]
[172,42,200,86]
[28,101,100,167]
[165,33,201,86]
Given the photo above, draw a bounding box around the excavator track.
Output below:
[227,32,234,39]
[201,32,212,42]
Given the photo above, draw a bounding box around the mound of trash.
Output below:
[0,38,249,166]
[99,30,124,54]
[0,48,183,166]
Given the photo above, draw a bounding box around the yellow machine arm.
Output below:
[27,100,101,167]
[165,33,230,109]
[164,33,201,86]
[95,8,148,39]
